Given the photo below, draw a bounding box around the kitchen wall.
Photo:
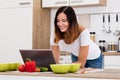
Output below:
[50,0,120,47]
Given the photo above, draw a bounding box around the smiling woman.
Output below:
[50,6,103,69]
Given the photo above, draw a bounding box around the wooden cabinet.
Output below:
[42,0,106,8]
[104,56,120,69]
[33,0,50,49]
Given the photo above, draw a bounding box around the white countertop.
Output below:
[0,75,112,80]
[0,69,120,79]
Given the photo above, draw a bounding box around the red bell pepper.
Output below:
[25,58,36,72]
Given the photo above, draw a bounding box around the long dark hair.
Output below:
[54,6,80,44]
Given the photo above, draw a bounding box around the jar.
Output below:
[107,42,117,52]
[107,42,111,52]
[111,42,117,52]
[90,32,96,42]
[102,40,106,52]
[99,40,106,52]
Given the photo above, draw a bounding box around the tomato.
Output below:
[18,64,25,72]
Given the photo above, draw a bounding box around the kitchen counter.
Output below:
[60,51,120,56]
[103,52,120,56]
[0,69,120,79]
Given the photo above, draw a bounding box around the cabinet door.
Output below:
[104,56,120,69]
[0,6,32,63]
[42,0,69,8]
[70,0,106,6]
[0,0,33,8]
[42,0,106,8]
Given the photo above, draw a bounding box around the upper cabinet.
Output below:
[42,0,106,8]
[42,0,69,8]
[0,0,33,8]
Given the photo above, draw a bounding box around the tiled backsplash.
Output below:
[77,13,120,52]
[90,13,120,44]
[77,13,120,44]
[50,0,120,52]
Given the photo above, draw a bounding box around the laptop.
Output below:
[19,49,56,71]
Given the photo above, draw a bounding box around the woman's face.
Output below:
[57,13,69,32]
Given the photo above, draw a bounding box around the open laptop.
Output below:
[19,49,56,71]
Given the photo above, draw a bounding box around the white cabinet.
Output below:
[0,0,32,8]
[0,0,33,63]
[42,0,69,8]
[42,0,106,8]
[104,56,120,69]
[70,0,104,6]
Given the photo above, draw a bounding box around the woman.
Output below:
[50,6,103,69]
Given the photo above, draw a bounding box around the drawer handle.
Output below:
[19,2,31,5]
[70,0,83,3]
[55,1,67,4]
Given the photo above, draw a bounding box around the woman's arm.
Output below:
[74,46,89,68]
[51,46,60,64]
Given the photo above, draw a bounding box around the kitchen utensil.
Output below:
[113,14,120,36]
[102,14,106,31]
[106,14,111,33]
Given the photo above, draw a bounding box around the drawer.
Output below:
[104,65,120,69]
[104,56,120,65]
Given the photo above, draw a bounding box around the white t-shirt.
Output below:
[50,28,101,60]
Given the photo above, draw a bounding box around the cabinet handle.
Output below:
[55,1,67,5]
[70,0,83,3]
[19,2,31,5]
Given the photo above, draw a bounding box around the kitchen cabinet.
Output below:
[42,0,106,8]
[104,56,120,69]
[32,0,50,49]
[0,0,51,63]
[0,0,33,63]
[42,0,69,8]
[0,0,32,8]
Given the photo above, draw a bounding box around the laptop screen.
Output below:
[19,49,56,71]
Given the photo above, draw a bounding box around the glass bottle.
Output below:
[118,37,120,52]
[107,42,111,52]
[99,40,102,51]
[90,32,96,42]
[102,40,106,52]
[92,32,96,42]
